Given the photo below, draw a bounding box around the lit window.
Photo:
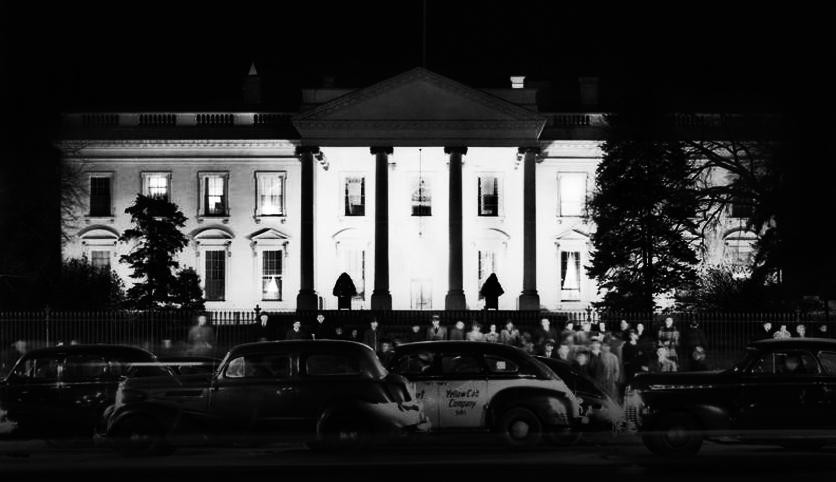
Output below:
[411,177,432,216]
[256,172,285,216]
[560,251,581,301]
[200,174,227,216]
[477,250,496,290]
[344,177,365,216]
[89,176,112,217]
[204,250,226,301]
[261,250,282,301]
[478,176,499,216]
[558,173,587,217]
[142,173,170,200]
[410,279,432,310]
[724,239,756,266]
[90,250,111,271]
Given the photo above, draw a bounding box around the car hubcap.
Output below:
[510,420,530,439]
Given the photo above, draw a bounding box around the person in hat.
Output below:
[285,320,309,340]
[689,346,709,371]
[499,320,521,346]
[466,322,485,342]
[425,315,448,341]
[311,313,332,340]
[404,323,424,343]
[484,323,500,343]
[540,339,557,358]
[362,319,382,352]
[449,321,466,341]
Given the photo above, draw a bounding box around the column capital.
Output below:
[370,146,394,155]
[295,145,320,156]
[444,146,468,155]
[517,146,541,155]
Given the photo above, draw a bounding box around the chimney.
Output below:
[510,75,526,89]
[578,76,599,109]
[242,62,262,105]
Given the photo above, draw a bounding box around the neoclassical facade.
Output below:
[59,68,755,311]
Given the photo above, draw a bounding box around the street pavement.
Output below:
[2,435,836,481]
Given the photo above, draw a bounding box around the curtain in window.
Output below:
[560,251,581,301]
[345,177,365,216]
[258,174,284,215]
[261,250,282,300]
[204,176,225,215]
[411,177,432,216]
[146,174,168,199]
[559,173,586,216]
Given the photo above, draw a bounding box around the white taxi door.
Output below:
[435,352,490,429]
[390,350,442,428]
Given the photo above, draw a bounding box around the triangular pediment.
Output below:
[248,228,290,241]
[293,68,546,147]
[555,228,590,241]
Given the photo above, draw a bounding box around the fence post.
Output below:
[44,305,51,346]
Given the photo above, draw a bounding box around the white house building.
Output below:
[58,67,756,311]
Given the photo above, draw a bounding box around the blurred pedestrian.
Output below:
[349,328,360,342]
[449,321,466,341]
[541,339,556,358]
[466,322,485,342]
[773,324,792,339]
[484,323,500,343]
[312,313,332,340]
[817,323,830,338]
[426,314,448,341]
[598,337,621,399]
[689,346,709,371]
[405,323,424,343]
[757,321,775,340]
[795,324,807,338]
[187,314,216,355]
[657,317,680,363]
[499,320,521,346]
[285,320,309,340]
[573,348,594,379]
[362,319,382,352]
[333,325,347,340]
[649,345,678,373]
[379,339,395,364]
[534,318,559,349]
[682,320,708,371]
[556,343,572,362]
[520,332,535,355]
[621,329,647,382]
[618,320,631,341]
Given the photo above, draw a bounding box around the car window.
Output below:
[817,351,836,375]
[63,355,114,381]
[484,355,519,374]
[225,354,291,379]
[12,356,60,380]
[749,351,819,375]
[391,352,436,376]
[305,354,365,376]
[440,354,484,376]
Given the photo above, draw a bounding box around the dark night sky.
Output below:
[1,1,834,303]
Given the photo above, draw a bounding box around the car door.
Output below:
[389,349,441,428]
[60,353,119,432]
[814,350,836,430]
[209,351,297,435]
[435,351,490,429]
[738,349,823,432]
[2,354,63,433]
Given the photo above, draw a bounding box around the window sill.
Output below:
[84,216,116,224]
[254,215,287,224]
[197,216,230,224]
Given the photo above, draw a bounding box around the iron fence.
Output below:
[0,309,831,374]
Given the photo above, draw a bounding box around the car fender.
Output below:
[486,387,575,429]
[107,402,184,435]
[644,403,732,432]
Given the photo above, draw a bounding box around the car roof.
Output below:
[228,339,375,357]
[393,341,527,357]
[747,338,836,351]
[19,344,155,358]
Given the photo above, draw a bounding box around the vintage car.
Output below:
[95,340,429,455]
[0,344,167,439]
[386,341,584,448]
[624,338,836,456]
[535,356,624,437]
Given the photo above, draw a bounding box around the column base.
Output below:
[518,291,540,311]
[445,290,467,310]
[370,291,392,311]
[296,290,319,311]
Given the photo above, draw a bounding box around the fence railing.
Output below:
[1,310,831,373]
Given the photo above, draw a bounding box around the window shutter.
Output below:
[203,177,209,216]
[477,177,483,214]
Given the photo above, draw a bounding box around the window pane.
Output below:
[485,355,520,374]
[205,250,226,301]
[561,251,581,301]
[257,173,284,215]
[411,177,432,216]
[345,177,365,216]
[305,354,363,376]
[203,175,226,216]
[145,174,169,199]
[89,177,111,216]
[225,354,291,379]
[261,250,282,300]
[440,354,484,375]
[559,173,586,216]
[91,250,111,270]
[818,351,836,375]
[392,352,436,376]
[479,176,499,216]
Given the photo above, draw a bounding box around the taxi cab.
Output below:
[386,341,583,447]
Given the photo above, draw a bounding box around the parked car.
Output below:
[95,340,429,455]
[535,356,624,437]
[0,344,168,439]
[624,338,836,456]
[157,355,221,376]
[385,341,584,448]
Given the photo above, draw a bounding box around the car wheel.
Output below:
[642,412,703,457]
[496,407,543,449]
[315,415,372,451]
[780,439,827,451]
[111,415,172,457]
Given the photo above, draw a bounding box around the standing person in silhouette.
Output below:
[479,273,504,310]
[426,314,447,341]
[333,272,357,310]
[285,320,309,340]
